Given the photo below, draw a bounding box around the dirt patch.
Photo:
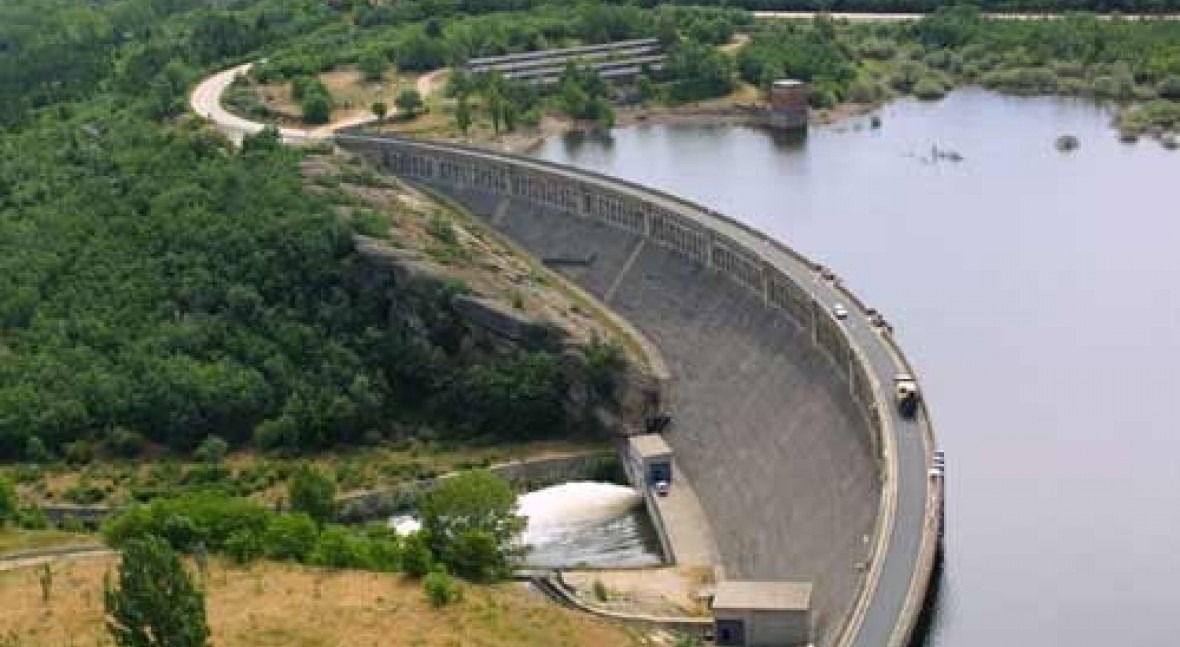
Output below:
[0,556,650,647]
[564,566,715,617]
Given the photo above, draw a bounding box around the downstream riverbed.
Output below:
[534,88,1180,647]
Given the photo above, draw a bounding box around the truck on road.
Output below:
[894,373,920,418]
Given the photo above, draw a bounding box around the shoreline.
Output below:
[462,98,883,156]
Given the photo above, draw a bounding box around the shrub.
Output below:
[913,77,947,100]
[402,532,434,578]
[424,568,462,607]
[1157,75,1180,100]
[981,67,1058,94]
[261,513,318,561]
[224,529,264,563]
[308,525,371,569]
[63,482,106,505]
[64,440,93,465]
[351,210,389,239]
[395,89,425,118]
[0,477,15,526]
[846,80,882,104]
[194,436,228,464]
[288,465,337,525]
[24,436,51,463]
[1090,74,1135,100]
[358,51,388,83]
[585,339,624,401]
[426,216,457,245]
[858,38,897,60]
[102,492,271,552]
[302,93,332,125]
[107,427,145,458]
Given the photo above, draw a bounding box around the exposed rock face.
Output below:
[351,233,656,436]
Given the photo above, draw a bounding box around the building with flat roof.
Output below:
[625,433,673,488]
[712,580,813,647]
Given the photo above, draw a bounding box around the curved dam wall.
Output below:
[336,133,938,647]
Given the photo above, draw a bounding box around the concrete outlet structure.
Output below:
[713,581,813,647]
[626,433,673,488]
[335,131,942,647]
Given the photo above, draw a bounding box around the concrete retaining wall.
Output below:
[335,132,937,647]
[337,451,616,522]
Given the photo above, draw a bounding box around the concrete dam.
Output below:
[336,132,942,647]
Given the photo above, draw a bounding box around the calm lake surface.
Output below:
[534,88,1180,647]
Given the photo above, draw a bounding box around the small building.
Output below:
[625,433,673,487]
[712,580,813,647]
[767,79,809,131]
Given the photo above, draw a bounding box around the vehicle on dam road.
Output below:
[832,303,849,320]
[895,373,920,418]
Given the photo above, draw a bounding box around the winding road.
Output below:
[189,63,448,144]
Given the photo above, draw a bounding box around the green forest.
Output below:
[0,0,578,463]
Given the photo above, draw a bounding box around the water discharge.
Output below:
[391,481,662,569]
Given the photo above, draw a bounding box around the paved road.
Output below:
[190,64,448,145]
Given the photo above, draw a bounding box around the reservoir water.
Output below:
[534,88,1180,647]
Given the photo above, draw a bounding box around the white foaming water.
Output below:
[388,481,656,567]
[517,481,642,545]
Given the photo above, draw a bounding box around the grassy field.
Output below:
[0,530,96,556]
[0,555,648,647]
[3,438,610,509]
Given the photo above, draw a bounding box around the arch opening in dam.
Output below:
[335,132,938,647]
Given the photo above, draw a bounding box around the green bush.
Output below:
[102,492,271,552]
[858,38,897,60]
[262,513,318,561]
[913,77,947,100]
[1158,76,1180,100]
[1090,74,1135,100]
[846,80,882,104]
[981,67,1059,94]
[402,532,434,578]
[107,428,145,458]
[358,50,388,83]
[288,465,337,525]
[224,529,264,563]
[423,568,462,607]
[63,482,106,505]
[302,93,332,125]
[308,525,372,569]
[0,477,15,526]
[194,436,229,464]
[24,436,51,463]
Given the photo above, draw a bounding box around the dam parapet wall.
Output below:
[335,131,940,647]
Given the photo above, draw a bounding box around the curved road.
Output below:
[189,63,448,144]
[194,63,941,647]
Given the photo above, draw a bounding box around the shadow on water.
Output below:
[764,126,809,151]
